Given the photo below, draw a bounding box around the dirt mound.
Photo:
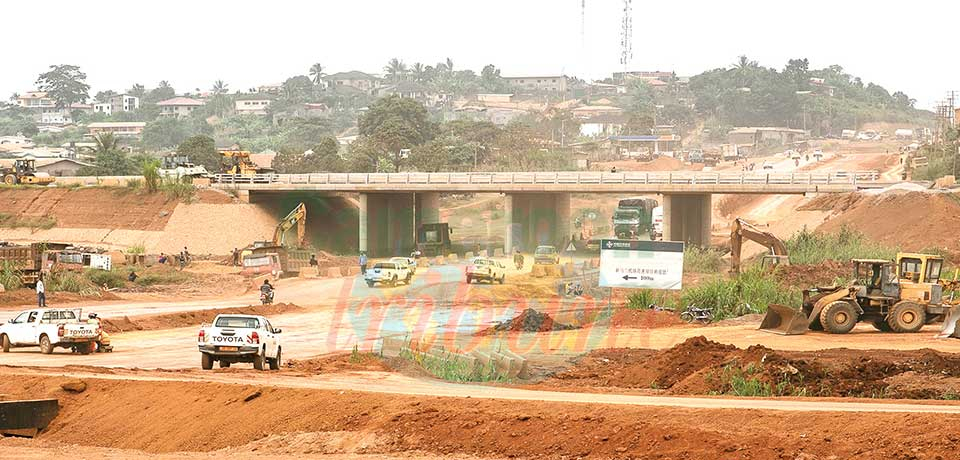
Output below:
[593,156,703,172]
[0,289,120,309]
[0,188,180,231]
[774,260,848,287]
[817,192,960,256]
[551,337,736,389]
[607,308,684,329]
[100,303,303,333]
[285,352,392,374]
[476,308,578,335]
[550,338,960,399]
[797,192,864,212]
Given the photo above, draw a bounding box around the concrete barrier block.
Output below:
[464,251,474,259]
[531,264,546,278]
[447,254,459,262]
[326,267,342,278]
[479,249,488,257]
[544,264,563,277]
[346,266,361,276]
[493,248,504,257]
[561,262,576,277]
[418,258,430,268]
[434,256,446,266]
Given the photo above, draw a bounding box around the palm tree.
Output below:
[212,80,228,95]
[411,63,426,83]
[733,55,757,70]
[384,58,407,83]
[309,63,325,85]
[445,57,453,73]
[158,80,172,90]
[93,132,119,154]
[9,93,19,103]
[129,84,146,99]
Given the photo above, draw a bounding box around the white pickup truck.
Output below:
[0,308,102,354]
[364,261,412,287]
[197,314,282,370]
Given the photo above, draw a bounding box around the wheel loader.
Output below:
[1,159,55,186]
[760,253,959,335]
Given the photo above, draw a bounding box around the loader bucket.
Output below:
[0,399,59,437]
[759,304,810,335]
[938,307,960,339]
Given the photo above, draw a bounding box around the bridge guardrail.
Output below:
[211,170,881,186]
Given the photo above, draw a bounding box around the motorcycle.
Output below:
[680,304,714,324]
[260,290,274,305]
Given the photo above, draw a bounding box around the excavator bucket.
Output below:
[938,307,960,338]
[0,398,59,437]
[759,304,810,335]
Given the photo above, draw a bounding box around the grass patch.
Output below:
[625,289,675,310]
[680,268,801,321]
[46,270,98,295]
[786,226,896,265]
[133,270,189,286]
[126,244,146,255]
[684,245,724,273]
[398,340,508,383]
[125,178,143,190]
[723,363,774,397]
[84,269,126,289]
[160,177,195,202]
[0,213,56,230]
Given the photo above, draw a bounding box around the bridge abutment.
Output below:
[504,193,571,253]
[662,193,712,247]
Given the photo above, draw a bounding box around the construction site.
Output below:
[3,133,960,459]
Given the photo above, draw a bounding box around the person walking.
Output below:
[359,252,368,275]
[36,276,46,307]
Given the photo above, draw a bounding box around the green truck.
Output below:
[612,197,659,240]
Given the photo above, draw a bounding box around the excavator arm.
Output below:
[730,218,788,274]
[272,203,307,247]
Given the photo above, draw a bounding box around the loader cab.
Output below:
[896,252,944,304]
[852,259,899,299]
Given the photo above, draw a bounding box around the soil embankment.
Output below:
[4,372,960,459]
[100,303,303,333]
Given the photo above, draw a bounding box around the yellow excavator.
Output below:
[2,159,55,186]
[219,150,271,176]
[729,218,789,275]
[761,252,960,335]
[240,203,308,277]
[273,202,307,247]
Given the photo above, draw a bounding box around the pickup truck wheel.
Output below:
[39,335,53,354]
[405,274,412,285]
[390,276,398,287]
[201,353,213,370]
[499,275,505,284]
[466,276,473,284]
[78,342,94,355]
[253,351,266,370]
[1,334,9,353]
[366,281,375,288]
[269,348,281,370]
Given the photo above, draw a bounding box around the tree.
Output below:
[93,132,120,153]
[358,95,434,169]
[212,80,229,95]
[309,63,325,85]
[8,93,18,103]
[480,64,507,93]
[129,84,146,100]
[142,117,197,149]
[35,65,90,108]
[176,134,219,171]
[273,136,343,173]
[411,63,426,83]
[383,58,408,83]
[281,75,313,102]
[94,90,117,102]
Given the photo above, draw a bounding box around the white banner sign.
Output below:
[599,239,684,290]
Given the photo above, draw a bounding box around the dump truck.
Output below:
[239,203,310,277]
[219,150,272,176]
[613,197,658,239]
[417,223,452,257]
[0,242,71,286]
[761,253,956,335]
[1,159,55,186]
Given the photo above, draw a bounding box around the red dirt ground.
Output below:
[4,373,960,459]
[99,303,303,333]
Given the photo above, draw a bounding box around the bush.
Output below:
[0,260,23,290]
[84,269,126,289]
[680,269,801,320]
[46,270,97,294]
[143,159,160,193]
[126,244,146,255]
[785,226,896,265]
[684,245,724,273]
[160,177,195,202]
[0,213,57,230]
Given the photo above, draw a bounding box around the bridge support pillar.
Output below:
[236,190,251,203]
[415,192,441,226]
[359,193,415,257]
[662,193,712,247]
[504,193,571,252]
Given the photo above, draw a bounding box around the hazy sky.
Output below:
[3,0,957,109]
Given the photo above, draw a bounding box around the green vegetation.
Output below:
[46,270,98,295]
[133,270,189,286]
[684,246,724,273]
[159,177,195,202]
[625,289,675,310]
[913,128,959,181]
[680,268,801,321]
[786,226,896,265]
[722,363,774,397]
[0,212,56,230]
[142,159,160,193]
[398,340,508,383]
[126,244,146,255]
[0,260,23,290]
[84,269,126,289]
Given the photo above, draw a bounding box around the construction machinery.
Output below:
[240,203,310,277]
[0,398,59,438]
[1,159,55,186]
[729,218,789,274]
[417,223,452,257]
[760,252,957,335]
[0,242,71,286]
[219,150,271,176]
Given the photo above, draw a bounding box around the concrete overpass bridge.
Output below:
[210,171,891,257]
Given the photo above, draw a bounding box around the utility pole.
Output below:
[619,0,633,71]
